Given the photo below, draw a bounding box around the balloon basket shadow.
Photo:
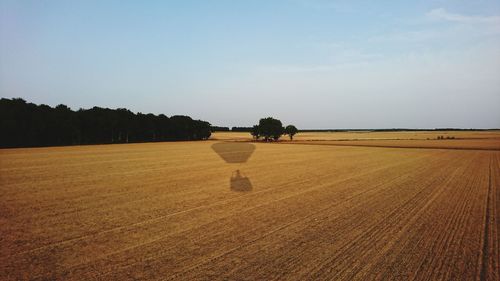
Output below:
[230,170,252,192]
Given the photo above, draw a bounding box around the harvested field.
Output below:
[1,136,499,280]
[212,130,500,141]
[213,131,500,151]
[290,139,500,151]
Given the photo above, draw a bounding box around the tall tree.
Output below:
[258,117,284,141]
[284,125,298,140]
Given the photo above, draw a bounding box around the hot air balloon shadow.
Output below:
[211,142,255,192]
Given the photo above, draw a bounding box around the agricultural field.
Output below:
[1,132,499,280]
[212,130,500,141]
[214,131,500,150]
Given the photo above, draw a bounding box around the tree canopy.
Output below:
[0,98,212,148]
[284,125,298,140]
[251,117,297,141]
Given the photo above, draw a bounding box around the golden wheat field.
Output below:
[213,130,500,141]
[1,132,499,280]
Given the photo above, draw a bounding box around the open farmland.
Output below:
[214,131,500,150]
[212,130,500,141]
[1,134,499,280]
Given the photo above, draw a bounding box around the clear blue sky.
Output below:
[1,0,499,128]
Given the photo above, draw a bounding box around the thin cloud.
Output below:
[370,9,500,44]
[259,64,335,73]
[368,30,441,43]
[427,8,500,24]
[260,47,383,73]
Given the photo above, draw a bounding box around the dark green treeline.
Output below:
[0,98,211,148]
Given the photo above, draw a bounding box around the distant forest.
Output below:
[0,98,212,148]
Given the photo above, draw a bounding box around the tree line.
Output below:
[211,118,298,141]
[0,98,212,148]
[210,126,230,132]
[209,126,254,132]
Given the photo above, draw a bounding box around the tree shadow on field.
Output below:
[211,142,255,192]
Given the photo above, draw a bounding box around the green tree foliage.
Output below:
[251,125,260,140]
[249,118,298,141]
[0,98,212,148]
[284,125,298,140]
[257,117,284,141]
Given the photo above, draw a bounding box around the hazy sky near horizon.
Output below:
[1,0,499,128]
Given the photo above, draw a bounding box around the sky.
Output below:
[1,0,499,129]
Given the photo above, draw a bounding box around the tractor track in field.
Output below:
[478,155,493,281]
[408,155,484,281]
[303,154,471,280]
